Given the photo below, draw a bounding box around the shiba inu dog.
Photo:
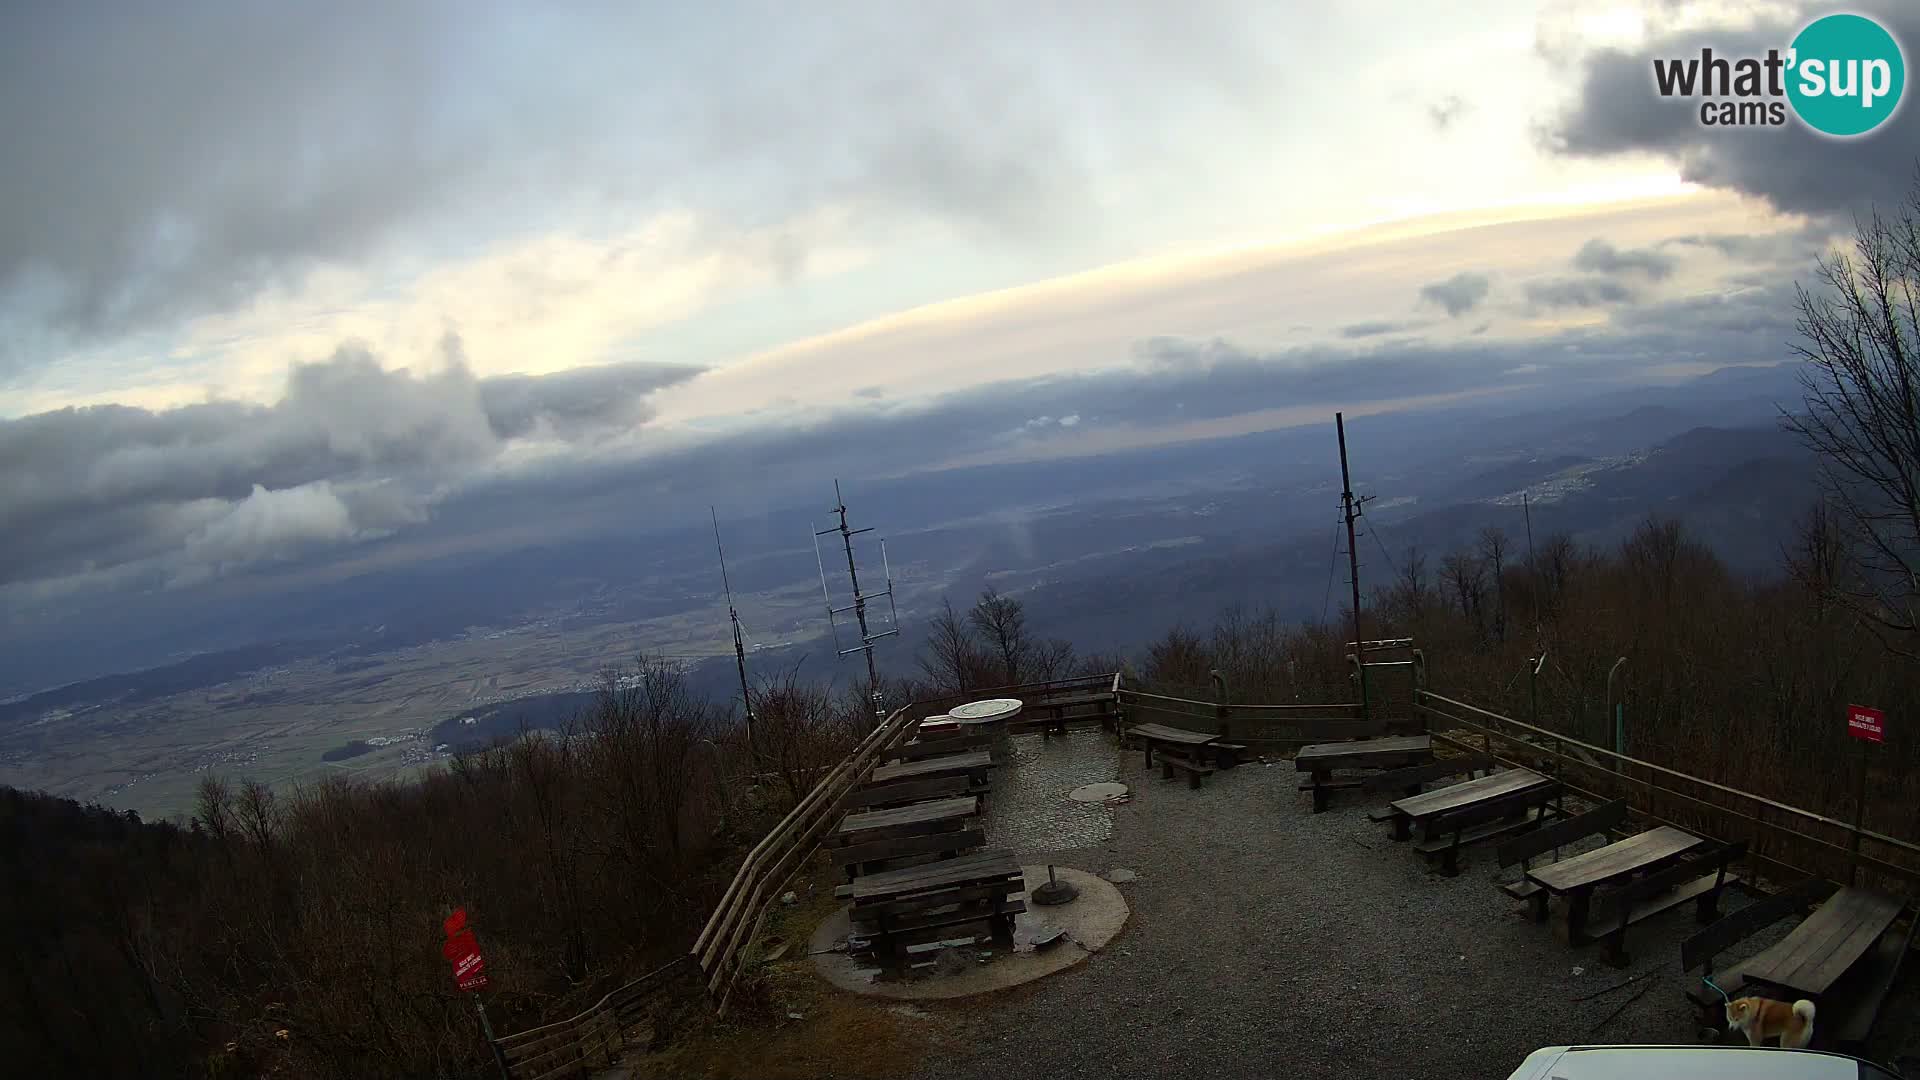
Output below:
[1725,996,1815,1048]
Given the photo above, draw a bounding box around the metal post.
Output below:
[1605,657,1627,768]
[1336,413,1369,723]
[475,998,511,1080]
[1849,739,1869,887]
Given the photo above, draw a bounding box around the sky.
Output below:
[3,0,1916,612]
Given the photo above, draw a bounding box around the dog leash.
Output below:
[1702,975,1732,1003]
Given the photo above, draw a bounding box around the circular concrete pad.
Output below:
[1068,781,1128,803]
[810,865,1127,1000]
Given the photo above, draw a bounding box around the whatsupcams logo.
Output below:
[1652,12,1905,136]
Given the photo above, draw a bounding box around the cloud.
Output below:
[1420,272,1492,317]
[0,1,1286,360]
[1427,95,1471,131]
[1340,320,1420,338]
[1571,237,1676,279]
[0,343,697,593]
[1524,276,1637,308]
[1542,0,1920,219]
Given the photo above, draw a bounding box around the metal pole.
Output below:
[1337,412,1369,722]
[713,508,755,730]
[1606,657,1627,762]
[1850,739,1869,887]
[476,998,511,1080]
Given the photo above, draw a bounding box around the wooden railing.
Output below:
[1415,689,1920,892]
[1116,689,1371,748]
[493,957,692,1080]
[693,703,922,1013]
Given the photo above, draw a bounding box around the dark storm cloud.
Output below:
[1571,238,1676,280]
[0,346,698,592]
[0,1,1283,363]
[1525,276,1637,309]
[1419,272,1492,317]
[1543,0,1920,219]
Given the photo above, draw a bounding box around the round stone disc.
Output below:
[947,697,1022,722]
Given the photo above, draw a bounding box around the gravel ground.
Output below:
[897,737,1920,1080]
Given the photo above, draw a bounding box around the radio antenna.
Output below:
[813,479,899,719]
[712,507,755,729]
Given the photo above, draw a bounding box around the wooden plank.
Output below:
[1127,723,1218,746]
[1682,877,1836,974]
[885,734,993,762]
[1829,913,1917,1049]
[1593,841,1745,967]
[1412,806,1552,873]
[836,796,978,836]
[1527,825,1704,894]
[839,773,977,811]
[1799,889,1904,994]
[854,898,1027,939]
[1392,767,1549,820]
[1497,799,1629,869]
[1295,734,1431,770]
[850,849,1021,901]
[1361,753,1490,795]
[850,878,1023,921]
[870,750,993,785]
[830,827,986,869]
[1748,887,1902,996]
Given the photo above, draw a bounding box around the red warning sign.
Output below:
[442,908,489,992]
[1848,704,1885,744]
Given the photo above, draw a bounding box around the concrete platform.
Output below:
[809,864,1128,1001]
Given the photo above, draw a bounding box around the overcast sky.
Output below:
[2,0,1913,608]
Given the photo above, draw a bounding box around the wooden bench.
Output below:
[1496,799,1630,916]
[830,827,987,877]
[1413,780,1561,876]
[1157,746,1216,789]
[828,796,979,879]
[1015,692,1119,736]
[1295,734,1434,813]
[1821,910,1918,1053]
[1361,754,1491,821]
[1590,839,1745,968]
[1127,723,1219,769]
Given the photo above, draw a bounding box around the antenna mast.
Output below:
[712,507,754,729]
[1337,412,1370,723]
[813,480,899,719]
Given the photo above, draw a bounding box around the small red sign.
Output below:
[1848,704,1885,744]
[443,908,489,992]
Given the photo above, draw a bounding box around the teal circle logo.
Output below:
[1787,13,1906,137]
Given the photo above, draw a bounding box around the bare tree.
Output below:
[969,586,1031,684]
[918,598,994,691]
[1783,176,1920,657]
[1479,526,1509,642]
[1440,552,1488,639]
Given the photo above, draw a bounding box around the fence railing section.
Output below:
[493,957,692,1080]
[1117,690,1371,748]
[693,703,921,1012]
[1415,689,1920,892]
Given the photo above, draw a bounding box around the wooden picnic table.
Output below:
[1525,825,1705,942]
[835,796,978,843]
[1741,886,1904,1001]
[869,749,993,786]
[1296,734,1432,771]
[1295,735,1434,812]
[1388,767,1552,842]
[847,848,1027,964]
